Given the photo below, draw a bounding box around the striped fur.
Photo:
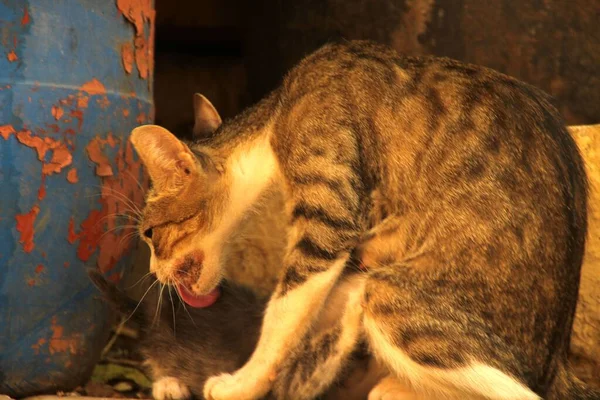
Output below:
[130,40,595,399]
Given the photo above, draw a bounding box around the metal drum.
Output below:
[0,0,154,395]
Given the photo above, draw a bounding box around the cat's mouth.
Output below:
[171,250,221,307]
[177,283,221,308]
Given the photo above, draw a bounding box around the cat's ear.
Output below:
[193,93,222,138]
[130,125,199,191]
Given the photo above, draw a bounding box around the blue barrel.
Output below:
[0,1,153,396]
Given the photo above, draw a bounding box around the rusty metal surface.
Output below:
[0,0,153,396]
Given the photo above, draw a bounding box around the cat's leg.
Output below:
[271,275,366,400]
[362,268,540,400]
[204,256,352,400]
[204,124,364,399]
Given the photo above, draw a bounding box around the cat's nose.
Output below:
[174,251,204,286]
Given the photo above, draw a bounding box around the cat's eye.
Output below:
[143,228,153,239]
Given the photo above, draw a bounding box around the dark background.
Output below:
[154,0,600,136]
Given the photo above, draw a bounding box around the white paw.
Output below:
[204,371,271,400]
[203,373,239,400]
[152,376,192,400]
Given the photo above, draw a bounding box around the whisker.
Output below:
[117,230,140,249]
[123,279,159,325]
[106,192,143,218]
[168,285,177,336]
[98,211,141,223]
[89,185,144,217]
[171,277,197,327]
[152,282,166,328]
[125,271,154,290]
[100,224,138,237]
[124,169,147,194]
[171,269,194,277]
[85,191,141,213]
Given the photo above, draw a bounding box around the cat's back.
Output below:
[281,40,587,243]
[278,40,588,330]
[271,40,589,396]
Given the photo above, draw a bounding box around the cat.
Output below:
[129,40,598,399]
[88,268,262,399]
[88,269,394,400]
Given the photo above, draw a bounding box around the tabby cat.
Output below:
[130,40,597,399]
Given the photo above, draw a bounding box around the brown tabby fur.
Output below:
[130,40,597,399]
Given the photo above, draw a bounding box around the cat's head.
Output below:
[130,94,230,300]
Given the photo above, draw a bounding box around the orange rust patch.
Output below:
[86,135,117,177]
[97,232,120,273]
[116,0,154,81]
[121,42,134,74]
[16,131,73,174]
[116,0,153,35]
[73,133,147,273]
[67,217,78,244]
[75,210,104,262]
[67,168,79,184]
[69,211,110,263]
[148,9,155,83]
[134,36,149,79]
[38,186,46,200]
[15,205,40,253]
[35,264,44,274]
[136,112,147,124]
[79,78,106,96]
[27,278,36,287]
[48,123,60,133]
[21,7,30,25]
[64,261,70,268]
[0,124,15,140]
[70,109,84,131]
[42,143,72,175]
[106,132,118,147]
[31,338,47,355]
[49,316,79,355]
[7,50,18,62]
[122,109,130,117]
[59,96,74,107]
[77,95,89,109]
[51,105,64,121]
[38,174,46,201]
[16,130,50,160]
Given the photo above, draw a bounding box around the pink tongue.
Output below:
[177,284,221,308]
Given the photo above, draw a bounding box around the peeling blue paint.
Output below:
[0,0,153,396]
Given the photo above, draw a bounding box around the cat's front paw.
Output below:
[152,376,191,400]
[204,371,271,400]
[203,373,236,400]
